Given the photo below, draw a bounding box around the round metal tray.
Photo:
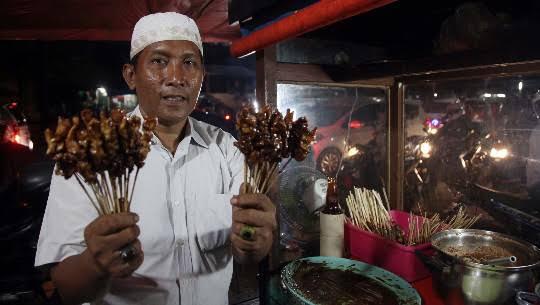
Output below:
[281,256,421,305]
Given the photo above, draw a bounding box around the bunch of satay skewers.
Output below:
[346,187,480,246]
[346,187,405,243]
[234,105,316,241]
[235,105,317,195]
[45,109,157,215]
[406,206,480,246]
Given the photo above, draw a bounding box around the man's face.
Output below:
[124,40,204,126]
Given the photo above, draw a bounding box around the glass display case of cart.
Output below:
[275,83,388,266]
[403,75,540,243]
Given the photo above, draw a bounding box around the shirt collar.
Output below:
[129,106,209,149]
[187,116,209,149]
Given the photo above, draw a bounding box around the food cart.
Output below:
[229,0,540,304]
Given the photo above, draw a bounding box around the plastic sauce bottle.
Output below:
[319,177,344,257]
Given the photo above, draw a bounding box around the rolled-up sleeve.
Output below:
[35,171,98,267]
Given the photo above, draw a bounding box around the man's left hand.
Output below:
[230,194,277,264]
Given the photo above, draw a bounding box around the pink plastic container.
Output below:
[344,210,433,282]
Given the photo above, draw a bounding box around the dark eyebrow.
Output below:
[149,48,198,59]
[182,52,200,60]
[148,49,171,57]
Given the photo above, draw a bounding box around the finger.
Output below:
[90,248,120,275]
[122,254,144,277]
[232,209,273,228]
[122,239,143,262]
[231,233,258,252]
[109,260,130,277]
[232,222,247,236]
[132,239,143,255]
[89,213,139,236]
[110,247,143,277]
[231,244,249,261]
[230,194,274,212]
[85,246,120,276]
[232,223,273,242]
[103,225,140,251]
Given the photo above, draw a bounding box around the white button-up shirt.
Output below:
[35,106,244,305]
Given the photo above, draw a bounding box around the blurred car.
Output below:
[313,103,385,176]
[0,102,32,149]
[313,102,433,176]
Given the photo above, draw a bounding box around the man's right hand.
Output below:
[83,212,143,278]
[49,213,144,304]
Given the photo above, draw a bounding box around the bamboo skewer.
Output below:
[261,162,278,194]
[243,160,280,196]
[75,174,102,215]
[74,168,143,215]
[124,167,129,202]
[127,168,139,211]
[102,173,117,213]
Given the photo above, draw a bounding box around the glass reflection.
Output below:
[276,83,388,263]
[404,76,540,218]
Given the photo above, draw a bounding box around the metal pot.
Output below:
[420,229,540,305]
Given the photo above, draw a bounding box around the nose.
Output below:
[164,62,186,87]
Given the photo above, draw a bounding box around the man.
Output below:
[35,12,276,305]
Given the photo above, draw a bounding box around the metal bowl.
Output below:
[429,229,540,305]
[432,229,540,271]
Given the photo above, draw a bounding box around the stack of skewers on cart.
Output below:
[345,187,480,246]
[343,186,480,282]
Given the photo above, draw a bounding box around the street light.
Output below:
[97,87,108,97]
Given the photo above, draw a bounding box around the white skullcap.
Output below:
[130,12,203,59]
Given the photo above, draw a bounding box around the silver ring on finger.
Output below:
[120,244,137,263]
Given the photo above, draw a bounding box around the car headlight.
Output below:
[346,146,360,158]
[419,141,432,158]
[490,147,509,160]
[314,133,325,143]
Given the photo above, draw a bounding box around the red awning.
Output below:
[0,0,239,43]
[230,0,397,57]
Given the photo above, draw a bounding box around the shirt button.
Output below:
[176,240,184,247]
[173,200,180,206]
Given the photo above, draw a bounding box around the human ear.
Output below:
[122,64,137,90]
